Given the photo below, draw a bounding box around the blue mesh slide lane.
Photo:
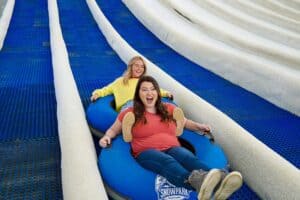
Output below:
[57,0,125,110]
[56,0,299,199]
[58,0,256,199]
[97,0,300,199]
[56,1,127,198]
[0,1,62,199]
[98,0,300,167]
[58,0,254,199]
[97,0,300,169]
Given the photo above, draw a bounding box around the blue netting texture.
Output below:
[0,0,62,199]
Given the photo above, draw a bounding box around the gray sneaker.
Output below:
[188,169,222,200]
[214,171,243,200]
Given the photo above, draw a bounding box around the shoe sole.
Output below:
[214,171,243,200]
[122,112,135,142]
[173,107,185,136]
[198,169,222,200]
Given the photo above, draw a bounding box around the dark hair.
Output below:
[133,75,173,124]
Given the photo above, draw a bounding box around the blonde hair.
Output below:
[122,56,147,85]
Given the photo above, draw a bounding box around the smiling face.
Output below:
[131,59,145,78]
[139,81,158,112]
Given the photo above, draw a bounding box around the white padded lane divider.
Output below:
[123,0,300,116]
[222,0,300,33]
[164,0,300,66]
[0,0,14,50]
[48,0,108,199]
[194,0,300,49]
[251,0,300,21]
[88,0,300,199]
[275,0,300,11]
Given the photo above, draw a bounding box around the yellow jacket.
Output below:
[92,77,170,111]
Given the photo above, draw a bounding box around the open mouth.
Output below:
[146,97,154,104]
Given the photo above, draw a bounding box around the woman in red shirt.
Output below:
[99,76,242,200]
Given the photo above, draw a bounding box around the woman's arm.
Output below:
[99,119,122,148]
[91,78,120,101]
[184,118,211,134]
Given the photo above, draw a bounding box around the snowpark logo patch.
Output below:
[155,175,191,200]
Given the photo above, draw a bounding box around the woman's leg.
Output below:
[136,149,193,189]
[165,146,210,171]
[137,149,224,199]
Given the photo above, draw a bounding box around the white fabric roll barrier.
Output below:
[221,0,300,33]
[48,0,108,199]
[123,0,300,117]
[163,0,300,67]
[193,0,300,50]
[251,0,300,21]
[0,0,14,50]
[87,0,300,199]
[275,0,300,11]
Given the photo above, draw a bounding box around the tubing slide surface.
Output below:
[94,0,300,198]
[124,0,300,117]
[0,0,62,199]
[1,0,299,199]
[56,0,257,199]
[97,0,300,168]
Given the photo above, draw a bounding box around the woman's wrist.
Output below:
[103,134,111,139]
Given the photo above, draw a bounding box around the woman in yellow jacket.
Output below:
[91,56,172,112]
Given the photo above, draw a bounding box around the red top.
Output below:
[118,103,180,157]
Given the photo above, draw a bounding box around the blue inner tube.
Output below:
[86,95,228,199]
[86,95,117,134]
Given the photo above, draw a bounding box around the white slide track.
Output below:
[193,0,300,49]
[275,0,300,11]
[0,0,14,50]
[87,0,300,199]
[221,0,300,33]
[251,0,300,21]
[123,0,300,116]
[48,0,108,199]
[163,0,300,67]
